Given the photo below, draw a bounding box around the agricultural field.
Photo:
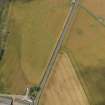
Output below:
[39,53,89,105]
[81,0,105,17]
[63,5,105,105]
[0,0,70,94]
[0,0,10,93]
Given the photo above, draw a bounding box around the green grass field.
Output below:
[63,6,105,105]
[0,0,70,94]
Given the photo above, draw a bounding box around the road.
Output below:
[34,0,80,105]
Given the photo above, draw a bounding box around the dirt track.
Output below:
[39,53,90,105]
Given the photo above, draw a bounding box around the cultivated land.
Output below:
[1,1,105,105]
[63,6,105,105]
[39,53,89,105]
[81,0,105,17]
[0,0,70,94]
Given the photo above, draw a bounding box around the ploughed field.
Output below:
[63,5,105,105]
[39,53,89,105]
[81,0,105,17]
[0,0,70,94]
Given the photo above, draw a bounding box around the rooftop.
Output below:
[14,98,33,105]
[0,96,34,105]
[0,96,12,105]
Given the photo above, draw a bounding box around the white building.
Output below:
[0,96,13,105]
[14,98,33,105]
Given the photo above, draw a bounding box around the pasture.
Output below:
[0,0,70,94]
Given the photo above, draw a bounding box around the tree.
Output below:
[29,85,41,97]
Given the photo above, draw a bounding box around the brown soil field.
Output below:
[39,53,89,105]
[81,0,105,17]
[66,7,105,67]
[64,5,105,105]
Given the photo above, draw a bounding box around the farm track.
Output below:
[34,0,80,104]
[39,53,90,105]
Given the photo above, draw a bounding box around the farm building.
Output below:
[14,98,33,105]
[0,96,13,105]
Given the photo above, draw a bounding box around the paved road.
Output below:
[34,0,80,105]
